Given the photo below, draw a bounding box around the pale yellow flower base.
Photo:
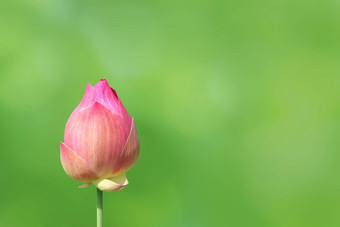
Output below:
[79,173,128,192]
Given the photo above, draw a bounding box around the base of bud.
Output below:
[92,173,128,192]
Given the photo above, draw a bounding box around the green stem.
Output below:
[97,188,103,227]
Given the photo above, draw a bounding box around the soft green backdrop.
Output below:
[0,0,339,226]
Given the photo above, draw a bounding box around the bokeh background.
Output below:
[0,0,339,226]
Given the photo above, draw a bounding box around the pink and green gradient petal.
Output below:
[114,118,140,173]
[67,84,96,124]
[64,102,130,177]
[60,142,98,182]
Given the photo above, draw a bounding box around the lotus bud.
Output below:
[60,79,140,192]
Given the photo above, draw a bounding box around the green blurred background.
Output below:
[0,0,339,226]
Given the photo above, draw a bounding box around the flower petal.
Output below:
[94,79,121,114]
[60,142,98,182]
[94,79,132,127]
[114,118,140,173]
[93,173,128,192]
[67,84,96,124]
[64,102,131,177]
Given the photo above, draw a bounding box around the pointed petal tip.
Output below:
[91,101,107,109]
[95,79,110,88]
[85,83,94,93]
[60,142,68,149]
[86,83,94,88]
[60,143,98,182]
[111,88,119,99]
[81,101,107,112]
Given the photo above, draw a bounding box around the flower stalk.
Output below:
[97,188,103,227]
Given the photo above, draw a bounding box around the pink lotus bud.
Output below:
[60,79,140,192]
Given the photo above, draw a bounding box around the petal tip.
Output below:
[60,143,98,182]
[95,79,110,88]
[86,83,94,88]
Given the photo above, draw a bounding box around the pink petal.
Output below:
[64,102,131,177]
[94,80,132,126]
[94,79,121,114]
[67,80,130,124]
[67,84,96,125]
[114,118,140,173]
[60,142,98,182]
